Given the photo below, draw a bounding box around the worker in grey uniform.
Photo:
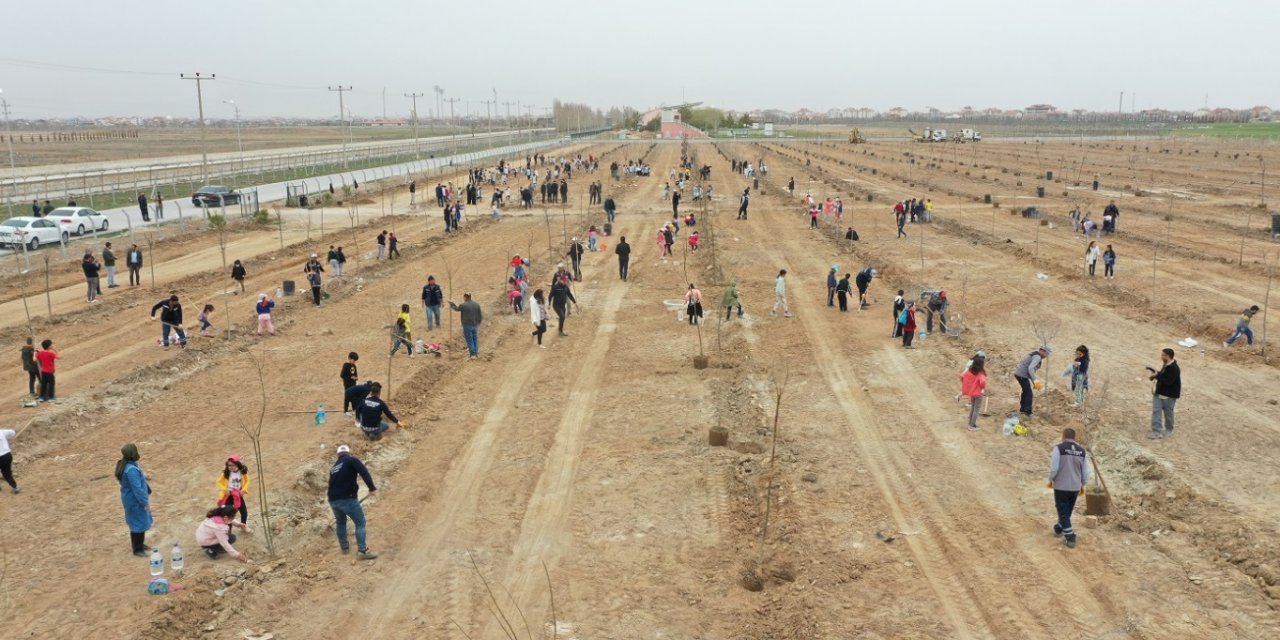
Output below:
[1047,428,1090,548]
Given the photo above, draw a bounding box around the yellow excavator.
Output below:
[849,128,866,143]
[908,128,927,143]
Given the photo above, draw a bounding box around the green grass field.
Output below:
[1173,122,1280,139]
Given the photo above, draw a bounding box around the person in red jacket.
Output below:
[900,302,918,349]
[959,356,988,431]
[35,339,60,402]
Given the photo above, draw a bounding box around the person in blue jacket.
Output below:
[116,443,152,556]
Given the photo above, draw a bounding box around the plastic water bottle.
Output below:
[316,404,327,426]
[1002,413,1019,436]
[149,548,164,576]
[170,544,184,573]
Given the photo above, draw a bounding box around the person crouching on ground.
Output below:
[356,382,400,440]
[196,504,251,561]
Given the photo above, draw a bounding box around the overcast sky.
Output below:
[2,0,1276,120]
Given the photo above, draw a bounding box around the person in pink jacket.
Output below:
[196,504,251,561]
[959,356,988,432]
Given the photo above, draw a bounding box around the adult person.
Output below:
[388,232,400,259]
[1013,345,1051,418]
[327,245,340,274]
[31,199,40,217]
[21,336,39,398]
[855,267,876,310]
[408,180,416,208]
[1047,428,1090,549]
[340,353,359,415]
[116,443,152,556]
[335,246,347,276]
[137,192,150,222]
[40,200,54,216]
[771,270,791,317]
[421,275,444,332]
[1104,200,1120,233]
[195,504,250,561]
[35,339,58,402]
[529,289,548,348]
[126,244,143,287]
[900,302,918,348]
[685,283,704,325]
[925,290,949,334]
[1085,241,1100,278]
[615,236,631,281]
[1147,348,1181,439]
[787,177,795,196]
[549,277,577,336]
[0,427,19,494]
[150,294,187,350]
[671,190,681,218]
[835,273,852,312]
[827,266,839,308]
[231,259,247,294]
[102,242,118,289]
[376,231,387,260]
[567,237,585,282]
[738,188,750,220]
[892,289,905,338]
[255,293,276,337]
[1224,305,1260,348]
[355,382,400,441]
[307,265,323,307]
[81,250,102,304]
[959,355,987,432]
[155,192,164,220]
[450,293,483,359]
[603,195,617,224]
[723,279,742,320]
[327,444,378,560]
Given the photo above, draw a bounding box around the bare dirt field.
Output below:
[0,136,1277,639]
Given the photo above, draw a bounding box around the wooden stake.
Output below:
[147,234,156,289]
[43,254,52,317]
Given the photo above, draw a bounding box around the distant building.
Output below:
[1025,104,1058,117]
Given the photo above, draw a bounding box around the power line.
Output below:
[0,56,172,77]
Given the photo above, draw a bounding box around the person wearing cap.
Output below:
[215,454,252,524]
[149,294,187,350]
[567,237,585,282]
[449,293,484,358]
[1147,348,1181,439]
[1014,345,1052,418]
[355,382,400,440]
[255,293,276,337]
[327,445,378,560]
[855,267,876,310]
[827,266,839,307]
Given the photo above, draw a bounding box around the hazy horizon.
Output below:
[3,0,1277,120]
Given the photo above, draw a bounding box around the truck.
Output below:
[957,128,982,142]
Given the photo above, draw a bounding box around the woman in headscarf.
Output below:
[116,443,152,556]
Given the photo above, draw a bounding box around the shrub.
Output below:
[253,209,272,225]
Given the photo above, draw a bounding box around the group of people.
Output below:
[892,198,933,237]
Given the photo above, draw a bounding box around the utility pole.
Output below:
[405,92,424,159]
[491,87,497,136]
[502,100,516,145]
[180,73,216,184]
[0,90,15,217]
[433,86,444,129]
[222,99,244,174]
[523,104,534,142]
[444,97,461,155]
[328,85,352,168]
[483,98,496,137]
[382,87,386,120]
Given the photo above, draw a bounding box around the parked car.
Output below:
[192,185,241,207]
[49,206,109,235]
[0,217,70,250]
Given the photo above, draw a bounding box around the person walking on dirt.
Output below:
[21,337,39,397]
[328,444,379,560]
[567,237,585,282]
[1085,241,1100,277]
[81,250,102,304]
[307,266,323,307]
[422,276,443,332]
[116,443,152,556]
[604,195,617,224]
[723,279,742,320]
[327,245,339,274]
[137,193,150,222]
[255,293,276,337]
[685,283,704,325]
[895,205,907,238]
[389,317,413,358]
[356,382,400,440]
[1224,305,1260,347]
[103,242,118,289]
[35,339,58,402]
[341,352,359,415]
[388,233,400,259]
[855,267,875,310]
[900,302,918,348]
[663,226,675,257]
[1048,428,1090,548]
[550,278,577,336]
[127,244,143,287]
[336,247,347,277]
[1014,345,1051,418]
[772,270,791,317]
[615,236,631,281]
[960,356,987,431]
[1104,201,1120,233]
[450,293,484,358]
[892,289,905,338]
[376,231,387,260]
[1102,245,1116,279]
[738,188,750,220]
[827,266,839,307]
[0,427,20,494]
[1147,348,1180,439]
[216,454,251,524]
[530,289,548,348]
[230,259,247,294]
[836,273,852,312]
[787,177,795,196]
[925,290,949,334]
[150,294,187,350]
[196,504,251,561]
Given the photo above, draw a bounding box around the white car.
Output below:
[0,217,70,250]
[49,207,109,235]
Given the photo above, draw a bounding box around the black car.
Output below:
[191,185,241,206]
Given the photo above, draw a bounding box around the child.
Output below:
[255,294,276,337]
[341,352,359,415]
[511,255,527,282]
[195,504,250,562]
[198,304,215,335]
[588,226,599,252]
[35,339,59,402]
[216,455,251,524]
[390,317,413,358]
[688,231,701,252]
[231,260,246,294]
[960,356,987,432]
[508,277,524,314]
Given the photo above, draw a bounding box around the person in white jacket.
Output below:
[529,288,548,348]
[1085,241,1100,278]
[771,270,791,317]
